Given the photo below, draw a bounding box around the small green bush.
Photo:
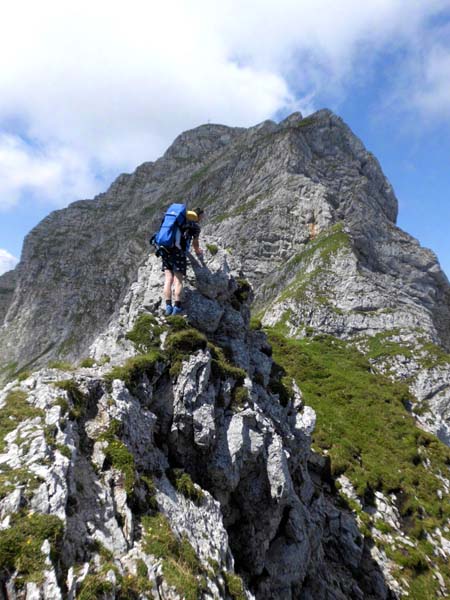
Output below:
[78,574,114,599]
[206,243,218,255]
[166,315,189,331]
[104,440,135,495]
[99,420,136,496]
[208,343,246,386]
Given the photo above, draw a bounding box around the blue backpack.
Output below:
[154,203,187,249]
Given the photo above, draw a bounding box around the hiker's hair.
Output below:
[195,207,205,216]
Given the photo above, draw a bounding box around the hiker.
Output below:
[154,205,205,316]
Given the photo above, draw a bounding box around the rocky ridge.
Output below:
[0,249,395,599]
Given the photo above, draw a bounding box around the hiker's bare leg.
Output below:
[164,270,174,302]
[173,272,183,303]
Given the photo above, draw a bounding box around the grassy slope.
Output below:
[267,330,450,599]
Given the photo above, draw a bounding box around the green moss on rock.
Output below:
[0,390,44,452]
[167,468,205,505]
[223,571,246,600]
[104,350,162,390]
[99,420,136,496]
[231,386,249,411]
[0,512,64,585]
[165,328,208,377]
[126,314,165,354]
[208,343,246,386]
[142,513,205,600]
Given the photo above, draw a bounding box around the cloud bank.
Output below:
[0,0,449,211]
[0,249,18,275]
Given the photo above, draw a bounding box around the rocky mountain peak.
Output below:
[1,110,450,598]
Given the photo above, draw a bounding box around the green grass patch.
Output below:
[142,513,206,600]
[206,243,218,255]
[208,343,246,386]
[166,315,189,331]
[0,390,44,452]
[0,512,64,586]
[417,340,450,369]
[17,371,31,382]
[126,314,165,354]
[231,386,249,411]
[55,444,72,459]
[165,328,208,377]
[276,223,351,305]
[0,467,42,500]
[48,360,74,371]
[78,574,114,599]
[104,350,162,391]
[364,330,413,362]
[79,357,96,368]
[249,316,262,330]
[223,571,246,600]
[167,468,205,505]
[99,420,135,496]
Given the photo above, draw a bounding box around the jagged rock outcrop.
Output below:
[0,251,393,599]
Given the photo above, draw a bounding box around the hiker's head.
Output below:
[195,207,205,221]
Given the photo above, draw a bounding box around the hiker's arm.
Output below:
[193,236,203,256]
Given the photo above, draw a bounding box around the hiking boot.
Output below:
[172,306,183,316]
[165,304,173,316]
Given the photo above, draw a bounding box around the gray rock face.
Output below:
[0,254,394,599]
[0,269,17,325]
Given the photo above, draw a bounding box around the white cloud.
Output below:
[0,134,106,210]
[0,249,18,275]
[413,45,450,118]
[0,0,448,211]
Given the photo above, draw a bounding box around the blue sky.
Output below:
[1,0,449,277]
